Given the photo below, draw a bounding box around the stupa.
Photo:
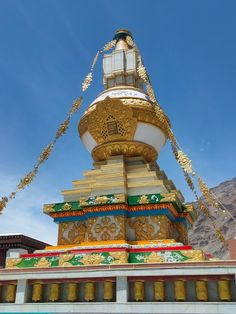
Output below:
[0,29,235,313]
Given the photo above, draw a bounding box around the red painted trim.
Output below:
[129,246,192,252]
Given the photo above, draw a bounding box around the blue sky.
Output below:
[0,0,235,244]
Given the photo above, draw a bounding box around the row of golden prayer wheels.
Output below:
[0,278,234,303]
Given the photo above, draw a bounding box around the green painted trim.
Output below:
[128,194,164,205]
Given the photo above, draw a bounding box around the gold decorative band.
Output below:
[92,141,157,162]
[78,98,169,139]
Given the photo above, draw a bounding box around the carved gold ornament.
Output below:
[138,195,149,204]
[62,202,72,210]
[109,251,128,264]
[86,97,137,144]
[144,252,165,263]
[5,258,22,269]
[80,253,105,265]
[181,250,205,261]
[94,196,109,204]
[92,141,157,162]
[59,254,74,267]
[43,203,55,213]
[35,257,51,268]
[128,216,171,241]
[58,221,86,245]
[79,98,169,139]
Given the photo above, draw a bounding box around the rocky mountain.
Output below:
[188,177,236,259]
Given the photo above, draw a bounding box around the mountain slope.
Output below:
[188,177,236,259]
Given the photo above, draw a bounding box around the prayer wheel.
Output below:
[49,283,60,302]
[134,281,145,301]
[32,282,43,302]
[196,280,208,301]
[174,280,186,301]
[217,280,231,301]
[84,282,95,302]
[5,284,16,303]
[154,281,165,301]
[67,282,78,302]
[103,281,114,301]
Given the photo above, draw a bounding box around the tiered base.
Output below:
[6,240,205,269]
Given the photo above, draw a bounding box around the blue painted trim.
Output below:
[54,216,87,223]
[53,208,190,227]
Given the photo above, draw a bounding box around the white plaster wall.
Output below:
[6,248,28,258]
[134,122,166,153]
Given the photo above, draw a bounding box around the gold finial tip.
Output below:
[113,29,133,40]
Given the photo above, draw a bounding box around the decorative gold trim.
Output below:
[79,98,169,139]
[92,141,157,162]
[81,97,137,144]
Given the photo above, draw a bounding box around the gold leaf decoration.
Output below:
[56,118,70,139]
[17,170,37,190]
[35,257,51,268]
[43,204,55,213]
[38,144,53,165]
[80,253,105,265]
[137,59,148,82]
[69,97,83,116]
[62,202,72,210]
[82,72,92,92]
[126,35,134,47]
[103,39,116,51]
[146,83,156,102]
[138,195,149,204]
[176,150,194,174]
[0,197,8,212]
[91,51,100,70]
[198,177,216,206]
[5,258,22,268]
